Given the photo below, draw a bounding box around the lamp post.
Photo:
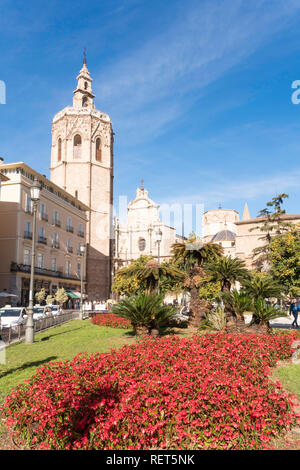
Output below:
[79,244,86,320]
[155,228,162,294]
[25,178,41,344]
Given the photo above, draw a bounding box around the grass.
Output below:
[273,363,300,400]
[0,319,136,400]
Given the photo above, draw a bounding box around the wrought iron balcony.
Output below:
[10,262,85,282]
[25,207,33,215]
[24,231,32,240]
[78,230,85,238]
[52,241,60,249]
[38,236,47,245]
[67,246,73,253]
[40,213,48,222]
[53,219,61,228]
[66,226,74,233]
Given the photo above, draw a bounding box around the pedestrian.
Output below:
[289,298,299,329]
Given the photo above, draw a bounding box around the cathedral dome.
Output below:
[211,230,236,242]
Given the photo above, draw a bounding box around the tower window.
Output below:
[82,96,88,107]
[57,138,62,161]
[96,137,102,162]
[73,134,82,159]
[84,81,88,90]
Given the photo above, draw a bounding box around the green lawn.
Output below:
[0,319,136,399]
[273,363,300,400]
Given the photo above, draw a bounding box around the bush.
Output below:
[3,332,300,450]
[200,306,227,331]
[111,293,176,334]
[91,313,131,329]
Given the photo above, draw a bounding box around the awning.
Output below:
[65,290,81,299]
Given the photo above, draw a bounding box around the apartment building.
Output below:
[0,161,89,306]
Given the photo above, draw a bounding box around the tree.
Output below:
[46,294,54,305]
[241,272,283,300]
[35,288,46,305]
[55,288,68,307]
[117,257,186,294]
[251,298,286,329]
[112,256,151,296]
[204,256,250,292]
[269,227,300,297]
[171,237,223,325]
[111,293,176,335]
[252,194,295,268]
[222,289,253,320]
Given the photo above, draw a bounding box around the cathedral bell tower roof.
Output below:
[73,50,96,109]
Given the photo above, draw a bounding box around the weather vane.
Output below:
[140,179,144,190]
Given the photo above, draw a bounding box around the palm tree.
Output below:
[242,274,283,300]
[204,256,250,292]
[111,293,176,335]
[172,238,223,273]
[251,298,286,329]
[120,259,186,293]
[222,289,253,320]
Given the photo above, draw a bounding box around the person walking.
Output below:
[289,298,299,328]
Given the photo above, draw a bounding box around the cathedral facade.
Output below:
[50,58,114,300]
[114,184,185,270]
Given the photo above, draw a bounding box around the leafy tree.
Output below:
[111,293,176,334]
[204,256,250,292]
[46,294,55,305]
[252,194,295,268]
[55,288,68,306]
[241,272,283,300]
[35,288,46,305]
[269,227,300,297]
[112,256,151,296]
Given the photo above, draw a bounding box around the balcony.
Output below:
[53,219,61,228]
[25,207,33,215]
[66,226,74,233]
[52,241,60,249]
[40,213,48,222]
[11,262,85,282]
[24,231,32,240]
[78,230,85,238]
[38,236,47,245]
[67,246,73,253]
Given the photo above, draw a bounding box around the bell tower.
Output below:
[50,54,114,300]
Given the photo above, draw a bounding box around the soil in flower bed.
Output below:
[2,331,300,450]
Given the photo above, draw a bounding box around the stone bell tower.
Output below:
[50,53,114,299]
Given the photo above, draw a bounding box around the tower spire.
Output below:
[242,202,251,221]
[73,53,95,109]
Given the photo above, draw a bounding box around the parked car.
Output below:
[47,305,63,316]
[33,306,54,320]
[0,306,27,329]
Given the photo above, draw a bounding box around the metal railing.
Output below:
[0,311,89,345]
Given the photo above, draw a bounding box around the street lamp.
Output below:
[79,244,86,320]
[25,178,41,344]
[155,228,162,294]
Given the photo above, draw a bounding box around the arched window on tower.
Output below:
[73,134,82,159]
[96,137,102,162]
[57,138,62,161]
[82,96,88,107]
[84,81,88,90]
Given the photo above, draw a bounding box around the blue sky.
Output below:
[1,0,300,235]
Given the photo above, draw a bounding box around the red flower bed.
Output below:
[3,332,300,450]
[91,313,130,329]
